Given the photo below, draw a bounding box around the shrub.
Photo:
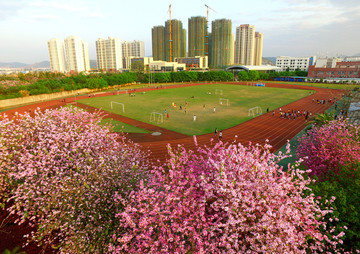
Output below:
[297,119,360,179]
[0,107,149,253]
[110,140,344,253]
[310,165,360,252]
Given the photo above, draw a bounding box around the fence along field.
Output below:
[78,84,309,136]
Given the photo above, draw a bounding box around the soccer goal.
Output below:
[110,102,125,112]
[248,106,262,117]
[219,98,230,106]
[215,89,223,95]
[150,112,164,124]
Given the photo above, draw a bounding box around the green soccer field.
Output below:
[78,84,309,136]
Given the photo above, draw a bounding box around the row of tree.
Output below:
[0,69,307,100]
[0,71,233,100]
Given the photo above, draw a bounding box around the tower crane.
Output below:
[168,4,172,62]
[205,4,217,57]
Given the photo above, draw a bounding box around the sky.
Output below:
[0,0,359,64]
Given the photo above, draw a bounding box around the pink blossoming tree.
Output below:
[0,107,148,253]
[111,139,345,253]
[297,119,360,179]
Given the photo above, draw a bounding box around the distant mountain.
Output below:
[263,57,276,65]
[0,60,96,69]
[0,62,28,68]
[0,61,50,69]
[25,61,50,69]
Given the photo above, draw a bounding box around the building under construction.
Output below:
[210,19,233,68]
[164,19,186,62]
[188,16,207,57]
[152,26,165,61]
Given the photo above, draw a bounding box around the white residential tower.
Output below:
[234,24,263,66]
[47,39,67,73]
[64,36,90,73]
[96,37,123,71]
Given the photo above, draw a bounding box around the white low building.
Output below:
[276,56,315,71]
[174,56,208,70]
[315,57,341,68]
[149,61,186,72]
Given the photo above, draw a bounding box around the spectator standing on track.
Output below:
[214,128,218,137]
[219,131,222,140]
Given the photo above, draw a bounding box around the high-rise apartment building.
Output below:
[96,37,123,71]
[164,19,186,62]
[131,40,145,58]
[47,39,67,73]
[152,26,165,61]
[122,40,145,70]
[64,36,90,73]
[48,36,90,73]
[122,40,145,58]
[235,25,263,66]
[235,24,255,65]
[188,16,207,57]
[231,34,235,65]
[122,41,132,58]
[209,19,233,68]
[254,32,263,65]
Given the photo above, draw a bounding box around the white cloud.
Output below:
[86,12,105,18]
[0,1,28,20]
[28,0,104,18]
[30,14,58,21]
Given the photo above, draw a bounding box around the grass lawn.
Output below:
[78,83,309,136]
[99,118,151,133]
[64,105,151,134]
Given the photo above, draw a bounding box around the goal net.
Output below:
[150,112,163,124]
[110,102,125,112]
[219,98,230,106]
[248,106,262,117]
[215,89,223,95]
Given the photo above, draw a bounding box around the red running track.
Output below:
[1,82,344,163]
